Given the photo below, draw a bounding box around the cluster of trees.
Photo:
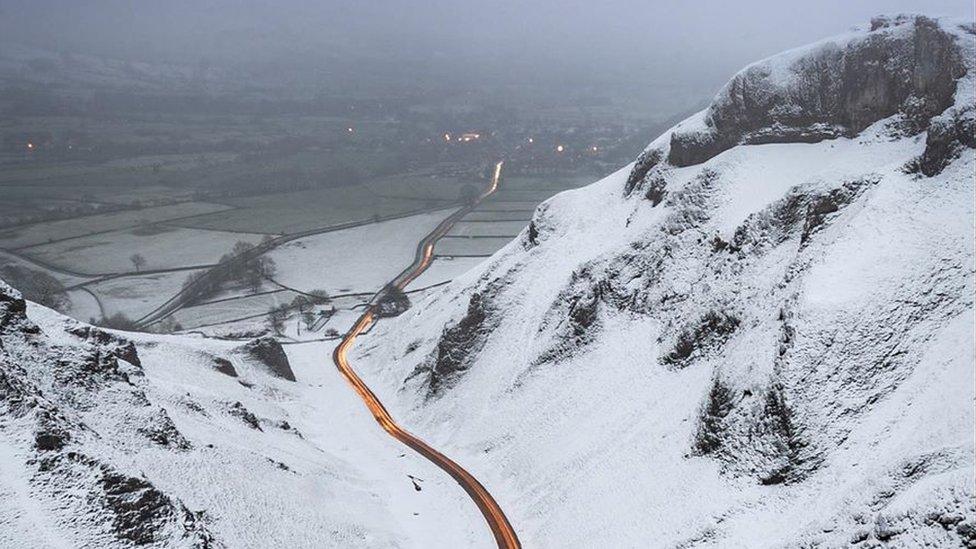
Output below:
[267,291,332,335]
[181,238,279,306]
[0,265,71,310]
[218,240,278,292]
[374,285,410,317]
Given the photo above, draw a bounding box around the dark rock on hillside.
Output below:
[533,269,608,367]
[661,310,740,367]
[693,378,736,455]
[800,177,877,244]
[0,278,218,546]
[235,336,295,381]
[68,324,142,367]
[227,401,262,431]
[625,148,663,195]
[625,14,970,194]
[0,280,27,331]
[906,102,976,176]
[208,355,238,377]
[410,281,507,397]
[643,174,668,206]
[668,16,966,167]
[426,292,494,395]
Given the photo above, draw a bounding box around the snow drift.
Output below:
[354,15,976,548]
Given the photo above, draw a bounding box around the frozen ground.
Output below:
[267,211,453,294]
[405,257,485,291]
[23,226,267,275]
[0,289,490,548]
[87,269,206,319]
[0,202,233,249]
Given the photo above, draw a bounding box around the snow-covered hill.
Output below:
[0,278,488,548]
[353,15,976,547]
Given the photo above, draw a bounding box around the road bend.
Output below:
[332,161,521,549]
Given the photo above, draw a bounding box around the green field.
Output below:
[172,174,471,235]
[0,201,234,249]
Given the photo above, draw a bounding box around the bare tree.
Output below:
[268,305,288,335]
[130,253,147,272]
[301,311,316,331]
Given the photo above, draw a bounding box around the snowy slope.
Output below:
[0,280,487,548]
[352,15,976,548]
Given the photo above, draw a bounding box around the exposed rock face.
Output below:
[68,324,142,367]
[205,354,238,377]
[670,15,965,166]
[626,14,973,196]
[0,279,217,547]
[235,336,295,381]
[362,16,974,548]
[423,291,495,396]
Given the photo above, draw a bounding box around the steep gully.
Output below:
[333,161,522,549]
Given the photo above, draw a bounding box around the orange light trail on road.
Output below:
[332,161,520,549]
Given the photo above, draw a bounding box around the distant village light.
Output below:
[527,137,534,143]
[591,146,598,152]
[444,133,452,141]
[26,142,34,150]
[347,127,354,133]
[556,144,565,153]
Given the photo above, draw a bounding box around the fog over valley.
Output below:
[0,2,973,548]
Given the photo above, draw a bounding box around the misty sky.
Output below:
[1,0,972,111]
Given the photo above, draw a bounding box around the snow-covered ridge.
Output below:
[354,14,975,547]
[1,278,477,548]
[627,14,974,185]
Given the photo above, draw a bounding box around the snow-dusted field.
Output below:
[23,226,266,274]
[0,201,233,249]
[0,249,93,286]
[405,257,486,291]
[447,220,529,237]
[64,287,102,322]
[87,269,206,319]
[436,237,516,257]
[268,211,453,294]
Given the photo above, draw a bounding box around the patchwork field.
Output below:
[65,288,102,323]
[436,237,517,256]
[172,170,476,236]
[168,290,300,330]
[404,256,485,290]
[267,210,453,294]
[23,226,266,274]
[446,220,529,238]
[0,249,93,286]
[86,269,206,318]
[0,201,234,249]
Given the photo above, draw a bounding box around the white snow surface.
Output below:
[351,18,976,549]
[267,211,452,294]
[0,296,488,548]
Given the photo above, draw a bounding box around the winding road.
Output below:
[332,161,522,549]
